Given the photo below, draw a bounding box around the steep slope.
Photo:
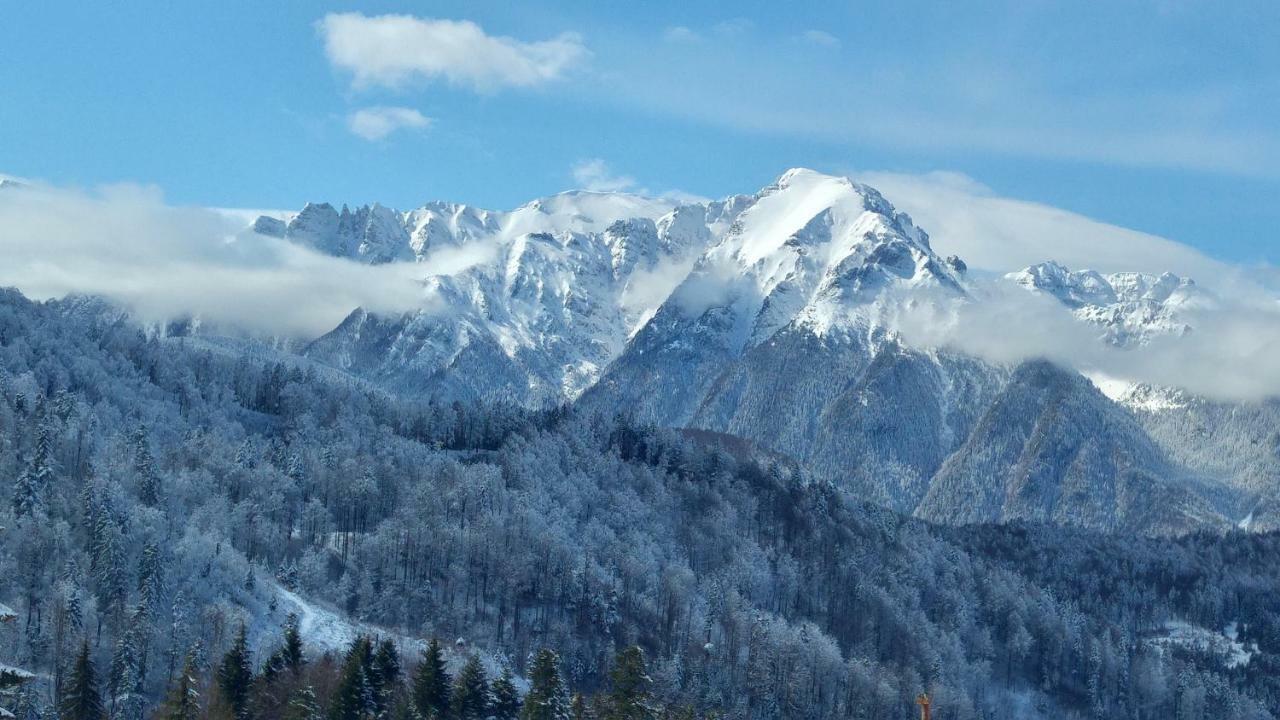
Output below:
[919,360,1233,534]
[1008,261,1210,346]
[298,191,735,404]
[1007,261,1277,529]
[266,171,1256,536]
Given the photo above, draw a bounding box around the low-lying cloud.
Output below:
[888,280,1280,403]
[858,170,1229,280]
[0,181,429,337]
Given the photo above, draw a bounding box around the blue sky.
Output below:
[2,1,1277,264]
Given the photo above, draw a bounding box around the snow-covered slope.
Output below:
[1008,261,1210,346]
[260,170,1259,535]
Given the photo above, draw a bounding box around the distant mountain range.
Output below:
[221,169,1278,535]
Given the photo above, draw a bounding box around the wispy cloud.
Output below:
[318,13,589,92]
[798,30,839,47]
[569,159,709,203]
[857,169,1228,280]
[593,18,1279,177]
[348,106,431,141]
[571,158,639,192]
[662,26,699,43]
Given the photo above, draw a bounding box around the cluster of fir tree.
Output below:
[53,612,719,720]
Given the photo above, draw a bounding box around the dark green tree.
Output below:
[449,655,489,720]
[491,667,522,720]
[59,641,106,720]
[520,649,570,720]
[411,639,450,719]
[217,624,254,720]
[605,646,653,720]
[372,638,401,710]
[330,638,377,720]
[158,651,201,720]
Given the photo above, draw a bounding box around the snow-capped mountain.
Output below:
[256,169,1262,535]
[1008,261,1210,346]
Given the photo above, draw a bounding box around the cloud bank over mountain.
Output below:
[0,181,427,336]
[2,169,1277,400]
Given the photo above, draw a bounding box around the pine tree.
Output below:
[520,649,570,720]
[411,639,450,719]
[372,638,401,710]
[137,542,164,613]
[329,638,377,720]
[158,652,201,720]
[605,646,653,720]
[569,694,589,720]
[449,655,489,720]
[491,668,522,720]
[217,624,254,720]
[133,425,160,506]
[59,641,106,720]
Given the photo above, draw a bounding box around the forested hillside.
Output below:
[1,287,1278,719]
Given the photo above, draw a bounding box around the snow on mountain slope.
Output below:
[288,189,723,403]
[1009,262,1280,529]
[1008,261,1210,347]
[261,170,1257,535]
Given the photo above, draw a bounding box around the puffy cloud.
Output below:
[318,13,588,92]
[348,106,431,141]
[0,180,429,337]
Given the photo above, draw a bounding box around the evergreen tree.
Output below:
[372,638,401,710]
[217,624,254,720]
[133,425,160,506]
[605,646,653,720]
[281,613,305,674]
[329,638,377,720]
[491,668,521,720]
[449,655,489,720]
[59,641,106,720]
[158,652,201,720]
[569,694,589,720]
[520,650,570,720]
[411,639,450,719]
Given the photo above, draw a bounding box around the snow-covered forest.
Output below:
[2,286,1279,719]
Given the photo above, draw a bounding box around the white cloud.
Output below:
[857,170,1229,281]
[318,13,588,91]
[799,30,839,47]
[712,18,753,37]
[569,159,709,203]
[571,158,639,192]
[0,180,429,337]
[662,26,699,43]
[348,106,431,141]
[887,280,1280,403]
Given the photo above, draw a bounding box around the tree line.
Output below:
[52,613,711,720]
